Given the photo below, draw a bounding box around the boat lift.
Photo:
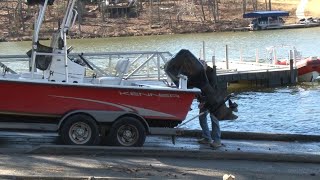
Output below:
[243,11,289,30]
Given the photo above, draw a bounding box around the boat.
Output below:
[275,57,320,82]
[243,11,289,30]
[268,46,320,82]
[293,56,320,82]
[0,0,237,147]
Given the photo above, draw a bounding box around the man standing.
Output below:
[196,60,237,149]
[197,97,222,148]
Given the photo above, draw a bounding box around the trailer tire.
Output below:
[61,114,100,145]
[109,117,146,147]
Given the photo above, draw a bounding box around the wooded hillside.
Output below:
[0,0,314,41]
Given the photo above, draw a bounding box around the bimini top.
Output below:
[243,11,289,18]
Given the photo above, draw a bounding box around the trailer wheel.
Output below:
[61,114,100,145]
[109,117,146,147]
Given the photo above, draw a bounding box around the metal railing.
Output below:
[0,51,173,80]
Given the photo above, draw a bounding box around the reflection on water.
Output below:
[183,84,320,135]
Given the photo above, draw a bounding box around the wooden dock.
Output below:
[210,61,297,87]
[233,22,320,31]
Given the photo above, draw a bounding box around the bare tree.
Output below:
[242,0,246,14]
[268,0,272,11]
[215,0,219,21]
[76,0,85,24]
[208,0,219,22]
[200,0,206,21]
[252,0,257,11]
[265,0,268,10]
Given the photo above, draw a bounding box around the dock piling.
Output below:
[202,41,206,61]
[240,47,243,62]
[289,50,295,84]
[212,56,216,67]
[225,45,229,69]
[256,49,259,63]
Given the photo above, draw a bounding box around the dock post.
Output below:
[202,41,206,61]
[289,50,295,84]
[256,49,259,63]
[212,56,217,87]
[240,47,243,62]
[212,56,216,67]
[273,48,277,64]
[225,45,229,69]
[293,49,297,68]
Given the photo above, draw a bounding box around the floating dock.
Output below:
[234,22,320,31]
[212,60,297,87]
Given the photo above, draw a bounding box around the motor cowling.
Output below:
[164,49,238,120]
[164,49,208,89]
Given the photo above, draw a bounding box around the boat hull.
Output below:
[297,57,320,82]
[0,79,196,124]
[298,71,320,82]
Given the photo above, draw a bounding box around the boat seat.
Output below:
[115,59,130,78]
[98,59,130,85]
[19,72,43,79]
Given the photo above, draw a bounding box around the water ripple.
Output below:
[183,84,320,135]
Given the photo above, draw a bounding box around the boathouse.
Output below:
[243,11,289,30]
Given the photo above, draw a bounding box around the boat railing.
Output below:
[0,51,173,81]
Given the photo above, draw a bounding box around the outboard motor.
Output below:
[164,49,238,120]
[164,49,209,88]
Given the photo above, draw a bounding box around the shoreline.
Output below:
[2,21,320,43]
[0,22,239,43]
[2,0,318,43]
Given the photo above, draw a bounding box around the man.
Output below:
[197,60,237,149]
[197,96,222,148]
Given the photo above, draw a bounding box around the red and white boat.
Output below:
[0,0,201,147]
[0,0,237,147]
[275,56,320,82]
[296,56,320,82]
[269,46,320,82]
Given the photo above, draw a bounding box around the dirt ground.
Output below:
[0,0,319,42]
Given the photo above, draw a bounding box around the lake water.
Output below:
[183,84,320,135]
[1,27,320,135]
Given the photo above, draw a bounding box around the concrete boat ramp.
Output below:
[0,131,320,179]
[0,131,320,180]
[0,130,319,162]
